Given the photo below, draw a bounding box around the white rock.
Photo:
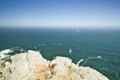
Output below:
[0,50,109,80]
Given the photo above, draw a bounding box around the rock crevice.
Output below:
[26,52,31,72]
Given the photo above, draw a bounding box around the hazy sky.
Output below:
[0,0,120,28]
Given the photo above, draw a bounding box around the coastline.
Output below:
[0,50,109,80]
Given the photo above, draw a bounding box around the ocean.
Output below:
[0,27,120,80]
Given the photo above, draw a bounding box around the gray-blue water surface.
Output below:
[0,27,120,80]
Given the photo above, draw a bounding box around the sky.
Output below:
[0,0,120,29]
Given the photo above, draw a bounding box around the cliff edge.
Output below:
[0,50,109,80]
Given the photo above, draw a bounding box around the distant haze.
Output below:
[0,0,120,29]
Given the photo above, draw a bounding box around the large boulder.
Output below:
[0,50,109,80]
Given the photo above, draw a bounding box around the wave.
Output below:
[0,49,13,62]
[76,56,103,66]
[77,56,120,80]
[77,59,84,66]
[0,49,14,55]
[0,47,27,61]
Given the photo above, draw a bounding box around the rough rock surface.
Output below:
[0,50,109,80]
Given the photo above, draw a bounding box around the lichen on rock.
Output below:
[0,50,109,80]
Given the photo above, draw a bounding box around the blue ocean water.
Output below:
[0,27,120,80]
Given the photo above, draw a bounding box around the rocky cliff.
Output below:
[0,50,109,80]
